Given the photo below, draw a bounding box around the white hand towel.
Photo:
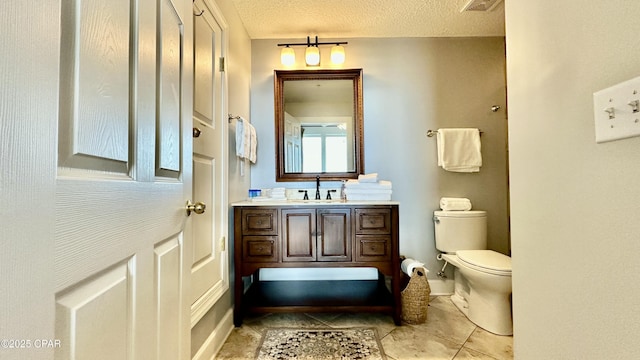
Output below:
[440,197,472,211]
[248,123,257,163]
[243,121,252,162]
[436,128,482,172]
[235,118,245,158]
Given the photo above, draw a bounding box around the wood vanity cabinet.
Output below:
[281,208,351,262]
[233,203,401,326]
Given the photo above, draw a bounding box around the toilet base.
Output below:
[449,291,512,336]
[450,293,469,316]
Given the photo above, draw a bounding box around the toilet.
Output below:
[434,210,513,336]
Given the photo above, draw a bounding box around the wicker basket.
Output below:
[401,267,431,324]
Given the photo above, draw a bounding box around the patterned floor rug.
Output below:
[256,328,386,360]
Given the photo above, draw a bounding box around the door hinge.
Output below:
[220,236,226,251]
[219,57,225,72]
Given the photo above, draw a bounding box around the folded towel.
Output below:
[345,180,393,189]
[344,189,392,195]
[346,193,392,201]
[358,173,379,182]
[436,128,482,172]
[440,197,472,211]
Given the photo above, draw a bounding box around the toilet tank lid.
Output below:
[434,210,486,218]
[457,250,511,272]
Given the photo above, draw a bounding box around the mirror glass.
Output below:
[275,69,364,182]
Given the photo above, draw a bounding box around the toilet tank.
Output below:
[433,210,487,253]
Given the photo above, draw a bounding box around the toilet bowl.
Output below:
[440,250,512,335]
[434,210,513,336]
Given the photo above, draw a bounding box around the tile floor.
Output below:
[215,296,513,360]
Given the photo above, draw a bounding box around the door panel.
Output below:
[55,261,131,360]
[317,209,351,261]
[157,0,183,175]
[58,0,130,173]
[155,237,183,360]
[282,209,316,261]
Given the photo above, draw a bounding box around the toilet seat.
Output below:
[457,250,511,276]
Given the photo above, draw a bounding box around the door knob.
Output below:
[193,127,201,138]
[186,201,206,216]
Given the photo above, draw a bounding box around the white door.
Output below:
[0,1,195,359]
[190,0,229,325]
[284,112,302,172]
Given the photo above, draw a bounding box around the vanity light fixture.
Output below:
[330,44,346,64]
[280,46,295,66]
[305,45,320,66]
[277,36,348,66]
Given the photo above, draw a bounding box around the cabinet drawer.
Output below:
[355,208,391,234]
[242,209,278,235]
[355,235,391,262]
[243,236,278,262]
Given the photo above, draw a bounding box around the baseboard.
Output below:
[191,308,234,360]
[428,278,455,295]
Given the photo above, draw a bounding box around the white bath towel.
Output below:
[439,197,472,211]
[358,173,379,182]
[345,193,392,201]
[344,188,392,201]
[345,179,393,189]
[436,128,482,172]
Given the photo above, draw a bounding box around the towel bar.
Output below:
[228,114,241,123]
[426,129,483,137]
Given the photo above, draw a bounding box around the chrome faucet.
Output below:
[315,175,321,200]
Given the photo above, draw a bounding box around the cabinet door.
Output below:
[317,209,351,261]
[282,209,316,261]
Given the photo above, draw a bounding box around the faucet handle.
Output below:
[298,190,309,200]
[326,189,337,200]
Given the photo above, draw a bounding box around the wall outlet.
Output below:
[593,76,640,143]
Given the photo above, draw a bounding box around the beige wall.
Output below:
[190,0,251,356]
[506,1,640,359]
[249,37,509,288]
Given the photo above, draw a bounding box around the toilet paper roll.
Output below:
[401,258,428,276]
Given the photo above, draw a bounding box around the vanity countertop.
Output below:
[231,199,399,207]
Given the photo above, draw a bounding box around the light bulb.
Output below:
[330,45,345,64]
[305,46,320,66]
[280,46,295,66]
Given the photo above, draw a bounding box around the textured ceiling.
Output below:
[229,0,505,39]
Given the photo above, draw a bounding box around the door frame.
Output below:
[190,0,230,327]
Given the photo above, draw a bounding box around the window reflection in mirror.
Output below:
[275,69,364,182]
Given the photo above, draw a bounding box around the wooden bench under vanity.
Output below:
[232,201,401,326]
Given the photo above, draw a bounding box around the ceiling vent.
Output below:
[460,0,503,12]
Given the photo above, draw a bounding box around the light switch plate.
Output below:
[593,76,640,143]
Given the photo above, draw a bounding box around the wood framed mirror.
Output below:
[275,69,364,182]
